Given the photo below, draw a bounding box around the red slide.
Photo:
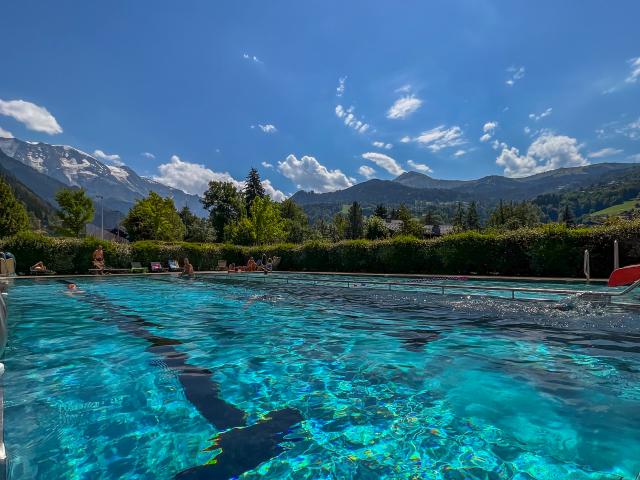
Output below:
[608,265,640,287]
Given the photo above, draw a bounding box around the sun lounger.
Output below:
[30,267,56,275]
[216,259,227,271]
[168,259,181,272]
[150,262,164,273]
[130,262,148,273]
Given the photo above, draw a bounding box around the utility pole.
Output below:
[96,195,104,241]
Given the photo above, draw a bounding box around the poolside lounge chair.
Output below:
[167,259,181,272]
[150,262,164,273]
[0,254,16,276]
[30,266,56,275]
[216,259,227,271]
[130,262,148,273]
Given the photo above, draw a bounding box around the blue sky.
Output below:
[1,0,639,198]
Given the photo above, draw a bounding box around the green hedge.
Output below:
[2,221,639,278]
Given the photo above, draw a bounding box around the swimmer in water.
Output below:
[64,282,84,294]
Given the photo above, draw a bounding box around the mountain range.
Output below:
[0,138,204,228]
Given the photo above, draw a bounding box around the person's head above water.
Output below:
[67,283,77,290]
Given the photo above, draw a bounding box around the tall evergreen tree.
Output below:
[453,202,465,231]
[465,201,480,230]
[244,167,265,214]
[346,201,364,239]
[0,177,29,237]
[373,204,388,219]
[559,204,576,226]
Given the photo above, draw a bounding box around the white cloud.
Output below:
[362,152,405,176]
[0,127,13,138]
[406,160,432,174]
[153,154,285,200]
[400,136,411,143]
[0,98,62,134]
[483,121,498,134]
[261,161,274,169]
[372,140,393,150]
[505,66,525,86]
[496,133,588,177]
[623,117,640,139]
[524,126,531,134]
[628,153,640,162]
[243,53,262,63]
[454,149,466,157]
[93,149,124,166]
[258,124,277,133]
[529,107,553,121]
[336,76,347,97]
[413,125,465,152]
[277,154,354,192]
[335,104,369,134]
[588,147,623,158]
[358,165,376,179]
[386,95,423,119]
[395,84,412,94]
[480,133,492,142]
[141,152,155,159]
[625,57,640,83]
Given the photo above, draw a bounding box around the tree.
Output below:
[423,208,441,226]
[0,177,29,237]
[346,201,364,239]
[201,181,245,240]
[559,204,576,226]
[453,202,465,231]
[373,204,388,219]
[123,192,185,241]
[280,198,309,243]
[465,201,480,230]
[332,213,348,241]
[365,216,390,240]
[179,206,216,242]
[55,188,95,237]
[488,201,541,230]
[397,204,423,237]
[226,197,285,245]
[244,167,265,214]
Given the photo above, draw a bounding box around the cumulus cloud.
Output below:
[277,154,354,192]
[362,152,405,176]
[406,160,433,174]
[154,155,285,200]
[413,125,465,152]
[587,147,623,158]
[372,140,393,150]
[0,127,13,138]
[386,95,422,119]
[261,161,274,169]
[483,121,498,134]
[335,104,369,134]
[93,149,124,166]
[454,149,466,157]
[399,136,411,143]
[496,134,588,177]
[626,57,640,83]
[480,133,492,142]
[258,124,277,133]
[0,98,62,134]
[336,76,347,96]
[141,152,155,159]
[505,66,525,86]
[358,165,376,179]
[529,108,553,121]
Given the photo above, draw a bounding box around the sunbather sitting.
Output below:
[92,246,105,271]
[246,257,257,272]
[181,258,194,276]
[32,261,47,272]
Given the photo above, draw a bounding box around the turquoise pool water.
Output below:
[3,274,640,479]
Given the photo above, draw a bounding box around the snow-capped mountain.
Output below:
[0,137,204,220]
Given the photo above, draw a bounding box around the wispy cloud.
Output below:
[335,105,369,134]
[454,149,466,157]
[258,124,277,133]
[93,149,124,166]
[358,165,376,179]
[261,161,274,169]
[588,147,623,159]
[0,98,62,134]
[242,53,262,63]
[395,84,412,94]
[625,57,640,84]
[0,127,13,138]
[372,141,393,150]
[336,76,347,97]
[412,125,465,152]
[362,152,405,176]
[529,108,553,121]
[406,160,432,174]
[278,154,354,192]
[386,95,422,120]
[141,152,155,159]
[399,136,411,143]
[505,66,525,86]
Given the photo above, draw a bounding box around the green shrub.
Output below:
[2,220,639,277]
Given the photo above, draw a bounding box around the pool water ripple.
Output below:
[2,275,640,479]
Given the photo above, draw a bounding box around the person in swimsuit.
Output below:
[31,261,47,272]
[181,258,195,276]
[92,246,105,272]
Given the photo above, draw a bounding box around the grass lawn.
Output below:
[590,199,639,217]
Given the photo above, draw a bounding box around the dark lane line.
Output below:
[66,286,303,479]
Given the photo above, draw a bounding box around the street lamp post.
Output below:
[96,195,104,241]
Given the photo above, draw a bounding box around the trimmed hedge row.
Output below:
[2,222,639,278]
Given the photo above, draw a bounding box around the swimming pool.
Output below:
[3,274,640,479]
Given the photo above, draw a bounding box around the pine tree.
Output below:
[346,201,364,239]
[0,177,29,237]
[559,204,576,226]
[244,167,265,214]
[453,202,465,231]
[373,204,388,219]
[465,201,480,230]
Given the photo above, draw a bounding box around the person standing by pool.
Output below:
[92,245,105,272]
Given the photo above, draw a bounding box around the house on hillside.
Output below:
[424,224,454,237]
[383,220,404,233]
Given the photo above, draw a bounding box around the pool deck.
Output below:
[7,270,608,284]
